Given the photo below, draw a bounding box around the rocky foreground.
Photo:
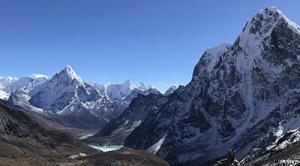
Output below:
[0,99,169,166]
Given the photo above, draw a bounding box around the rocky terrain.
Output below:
[241,128,300,165]
[0,99,169,166]
[86,93,168,144]
[0,99,96,165]
[85,85,177,145]
[121,7,300,165]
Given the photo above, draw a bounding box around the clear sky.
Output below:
[0,0,299,91]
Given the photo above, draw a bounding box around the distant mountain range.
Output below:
[0,65,172,130]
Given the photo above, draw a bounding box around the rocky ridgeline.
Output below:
[120,7,300,165]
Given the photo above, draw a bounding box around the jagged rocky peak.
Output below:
[53,65,83,84]
[236,6,300,70]
[238,7,300,49]
[193,6,300,80]
[137,82,154,91]
[123,80,135,89]
[192,42,231,78]
[123,7,300,165]
[28,65,90,110]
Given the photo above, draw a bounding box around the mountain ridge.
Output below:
[5,65,163,132]
[123,7,300,165]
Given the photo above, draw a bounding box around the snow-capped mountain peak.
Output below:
[164,85,178,95]
[106,80,158,100]
[0,75,48,95]
[52,65,83,85]
[264,6,300,33]
[238,7,300,51]
[0,77,18,90]
[123,80,135,90]
[25,65,91,110]
[123,7,300,165]
[63,65,82,81]
[137,82,154,91]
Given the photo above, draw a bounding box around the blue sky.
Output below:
[0,0,299,91]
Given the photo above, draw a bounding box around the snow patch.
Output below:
[0,90,9,100]
[147,135,167,154]
[31,74,49,79]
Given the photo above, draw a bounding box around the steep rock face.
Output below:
[241,128,300,165]
[125,7,300,165]
[29,65,98,111]
[87,93,167,144]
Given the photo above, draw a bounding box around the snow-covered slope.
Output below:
[124,87,161,103]
[0,75,48,100]
[29,65,96,110]
[1,75,48,93]
[0,90,9,100]
[91,83,106,95]
[8,76,47,94]
[124,7,300,165]
[8,65,126,129]
[7,66,158,130]
[106,80,155,100]
[107,80,135,100]
[240,128,300,165]
[164,86,179,96]
[87,93,167,144]
[0,76,18,90]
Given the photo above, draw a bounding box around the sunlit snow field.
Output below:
[88,144,124,152]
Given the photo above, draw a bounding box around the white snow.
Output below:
[274,125,284,137]
[0,76,18,90]
[205,42,231,72]
[0,90,9,100]
[125,7,300,165]
[61,65,84,84]
[164,85,179,95]
[266,6,300,34]
[69,152,87,159]
[107,80,158,100]
[0,75,48,96]
[235,6,300,76]
[88,144,123,152]
[31,74,49,79]
[147,135,167,154]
